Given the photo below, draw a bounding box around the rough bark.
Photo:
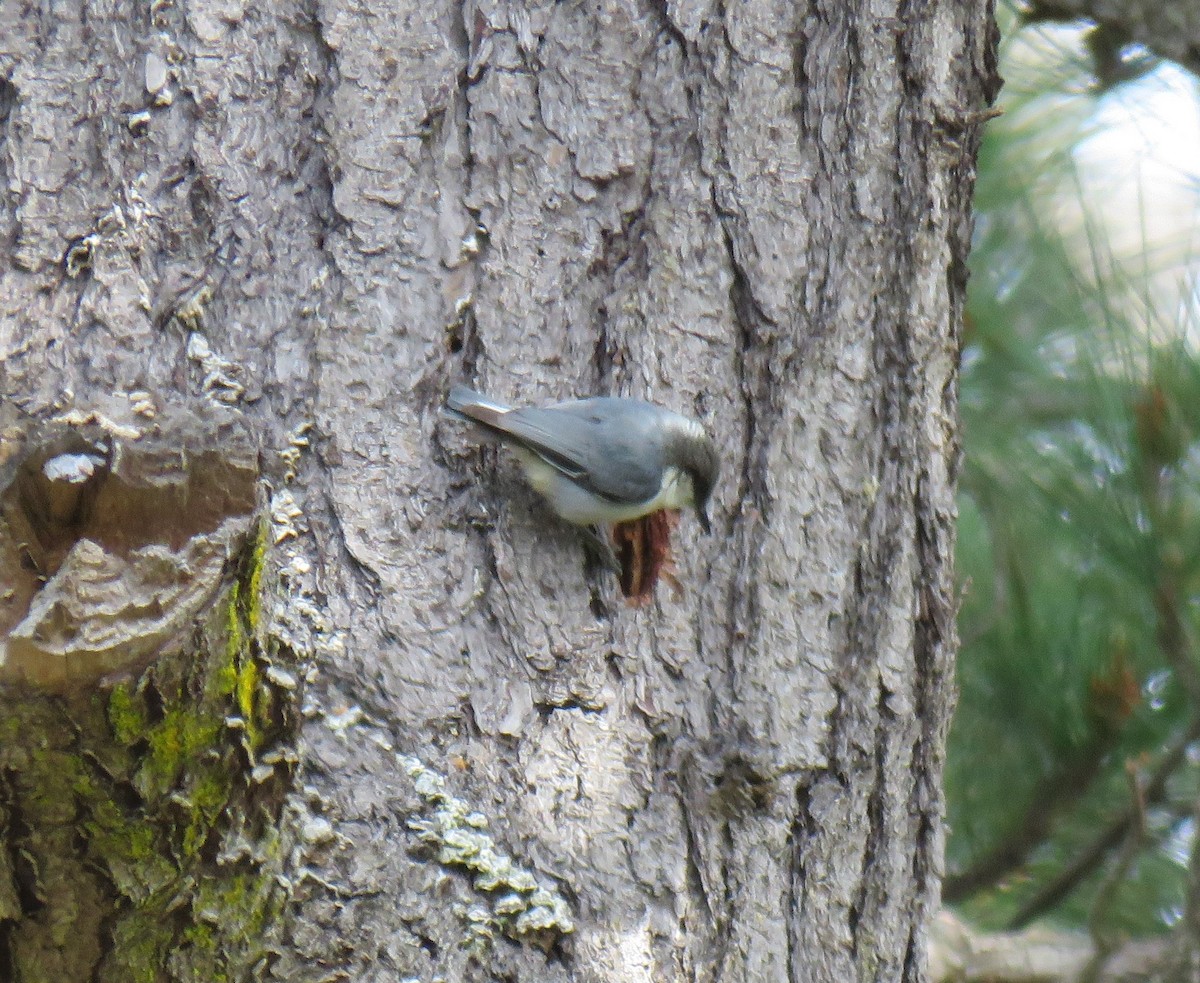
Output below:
[0,0,998,981]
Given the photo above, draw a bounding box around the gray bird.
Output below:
[446,385,719,566]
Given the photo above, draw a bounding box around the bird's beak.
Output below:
[698,507,711,534]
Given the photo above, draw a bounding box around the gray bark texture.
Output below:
[0,0,998,981]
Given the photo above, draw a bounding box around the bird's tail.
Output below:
[445,384,513,434]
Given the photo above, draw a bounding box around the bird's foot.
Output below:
[580,525,622,575]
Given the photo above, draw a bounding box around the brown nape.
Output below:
[612,509,683,605]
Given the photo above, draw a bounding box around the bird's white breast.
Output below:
[514,450,693,525]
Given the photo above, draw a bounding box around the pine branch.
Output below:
[1009,714,1200,929]
[944,730,1116,903]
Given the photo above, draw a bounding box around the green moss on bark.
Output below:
[0,517,299,982]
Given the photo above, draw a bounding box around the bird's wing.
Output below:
[499,399,666,505]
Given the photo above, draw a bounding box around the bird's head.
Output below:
[668,422,719,534]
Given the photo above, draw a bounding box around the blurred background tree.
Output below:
[942,2,1200,977]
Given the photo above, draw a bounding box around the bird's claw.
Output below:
[581,525,622,575]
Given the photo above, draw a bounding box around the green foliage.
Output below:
[948,12,1200,940]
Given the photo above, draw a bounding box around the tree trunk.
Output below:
[0,0,998,980]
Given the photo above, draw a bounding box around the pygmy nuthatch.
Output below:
[446,385,719,547]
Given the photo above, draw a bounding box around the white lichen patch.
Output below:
[270,489,305,544]
[51,409,142,441]
[186,332,245,404]
[42,451,104,483]
[399,755,575,942]
[279,422,312,482]
[126,390,158,418]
